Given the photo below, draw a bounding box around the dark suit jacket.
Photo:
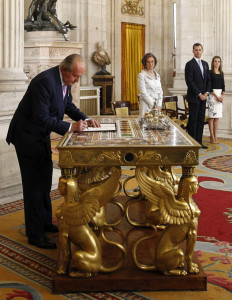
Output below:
[185,58,211,103]
[6,66,87,152]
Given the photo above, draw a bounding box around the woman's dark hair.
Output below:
[211,56,223,75]
[141,53,157,69]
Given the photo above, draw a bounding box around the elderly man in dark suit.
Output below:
[185,43,211,149]
[6,54,100,249]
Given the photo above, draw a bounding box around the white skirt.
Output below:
[207,89,223,118]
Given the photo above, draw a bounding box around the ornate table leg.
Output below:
[55,166,126,277]
[177,166,201,274]
[132,165,201,276]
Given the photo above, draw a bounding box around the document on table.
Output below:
[83,123,117,132]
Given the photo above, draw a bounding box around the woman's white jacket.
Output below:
[138,69,163,115]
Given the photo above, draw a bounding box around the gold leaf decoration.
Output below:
[60,151,75,164]
[137,151,162,163]
[183,150,198,164]
[121,0,144,16]
[90,151,123,164]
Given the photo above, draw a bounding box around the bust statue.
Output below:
[92,42,111,75]
[24,0,76,41]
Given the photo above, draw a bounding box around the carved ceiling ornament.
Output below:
[121,0,144,16]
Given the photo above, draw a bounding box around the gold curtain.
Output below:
[121,23,145,110]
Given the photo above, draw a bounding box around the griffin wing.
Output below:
[77,167,107,192]
[96,167,121,207]
[136,166,192,225]
[60,187,102,226]
[135,167,161,209]
[156,184,192,225]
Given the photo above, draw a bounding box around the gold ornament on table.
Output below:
[133,167,201,276]
[56,166,127,277]
[140,106,171,130]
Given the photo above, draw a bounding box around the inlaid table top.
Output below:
[57,116,200,167]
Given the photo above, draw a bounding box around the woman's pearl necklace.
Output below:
[145,70,155,77]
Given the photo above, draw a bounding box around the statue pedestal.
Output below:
[52,195,207,293]
[24,30,65,42]
[92,75,115,115]
[24,32,84,107]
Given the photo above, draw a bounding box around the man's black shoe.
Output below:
[45,223,59,233]
[28,236,57,249]
[201,145,208,149]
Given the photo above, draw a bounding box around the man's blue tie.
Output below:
[198,59,204,78]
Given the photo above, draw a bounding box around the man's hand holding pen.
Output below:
[86,119,101,128]
[70,120,88,132]
[70,119,101,132]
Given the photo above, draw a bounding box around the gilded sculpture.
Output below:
[56,166,127,277]
[76,166,124,228]
[125,166,179,228]
[133,168,201,276]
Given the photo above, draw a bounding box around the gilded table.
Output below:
[52,115,206,293]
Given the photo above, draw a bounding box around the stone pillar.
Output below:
[0,0,27,107]
[213,0,232,132]
[214,0,232,73]
[0,0,28,202]
[169,0,207,97]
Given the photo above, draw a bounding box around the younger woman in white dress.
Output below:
[138,53,163,115]
[207,56,225,144]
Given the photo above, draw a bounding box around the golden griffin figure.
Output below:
[56,166,127,277]
[133,166,201,276]
[125,166,179,228]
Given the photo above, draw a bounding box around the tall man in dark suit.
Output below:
[185,43,211,149]
[6,54,100,249]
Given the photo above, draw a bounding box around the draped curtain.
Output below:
[121,23,145,111]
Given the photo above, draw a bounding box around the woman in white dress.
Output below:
[138,53,163,115]
[207,56,225,144]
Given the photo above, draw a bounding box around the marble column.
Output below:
[214,0,232,73]
[213,0,232,131]
[0,0,28,202]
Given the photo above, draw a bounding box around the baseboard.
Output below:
[0,184,23,204]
